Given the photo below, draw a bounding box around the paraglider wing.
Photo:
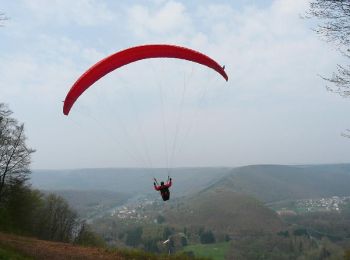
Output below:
[63,44,228,115]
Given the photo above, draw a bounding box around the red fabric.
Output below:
[63,44,228,115]
[154,179,172,191]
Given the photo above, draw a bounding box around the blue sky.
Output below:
[1,0,350,169]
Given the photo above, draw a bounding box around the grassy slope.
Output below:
[164,188,284,235]
[0,232,208,260]
[0,232,124,260]
[0,246,33,260]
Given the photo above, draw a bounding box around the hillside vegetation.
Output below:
[45,190,129,218]
[163,188,285,235]
[210,164,350,202]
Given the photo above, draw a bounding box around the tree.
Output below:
[143,238,160,253]
[125,226,143,247]
[306,1,350,96]
[180,236,188,247]
[0,181,42,234]
[0,103,35,202]
[163,226,175,240]
[200,230,216,244]
[36,194,78,242]
[74,221,105,247]
[5,182,42,233]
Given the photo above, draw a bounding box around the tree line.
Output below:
[0,103,102,246]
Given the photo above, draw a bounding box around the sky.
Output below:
[1,0,350,169]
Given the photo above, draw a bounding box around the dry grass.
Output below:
[0,232,124,260]
[0,232,205,260]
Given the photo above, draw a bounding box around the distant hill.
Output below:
[209,164,350,203]
[163,188,284,235]
[31,167,230,197]
[31,164,350,203]
[43,190,130,218]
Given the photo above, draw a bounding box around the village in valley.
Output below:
[276,196,350,216]
[110,197,156,221]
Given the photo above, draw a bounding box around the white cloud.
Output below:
[127,1,192,37]
[22,0,115,26]
[0,34,100,99]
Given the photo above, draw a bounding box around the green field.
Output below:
[182,242,230,260]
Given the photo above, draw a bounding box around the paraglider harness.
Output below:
[154,176,172,201]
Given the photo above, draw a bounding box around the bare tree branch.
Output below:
[306,0,350,96]
[0,103,35,202]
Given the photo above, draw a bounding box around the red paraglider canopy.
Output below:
[63,44,228,115]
